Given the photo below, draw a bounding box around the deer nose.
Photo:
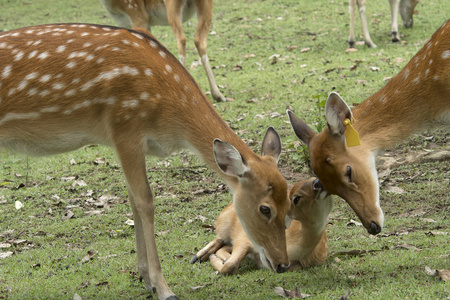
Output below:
[276,263,290,273]
[368,221,382,235]
[312,178,322,191]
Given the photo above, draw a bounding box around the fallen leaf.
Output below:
[371,66,380,71]
[425,266,450,281]
[73,293,82,300]
[340,291,352,300]
[70,158,77,165]
[125,219,134,226]
[274,286,311,298]
[0,243,11,248]
[94,157,106,165]
[347,219,362,227]
[300,47,311,53]
[345,48,358,52]
[0,251,13,259]
[85,210,103,216]
[15,200,24,210]
[190,286,206,291]
[72,179,87,187]
[384,185,405,194]
[81,250,96,263]
[156,230,170,236]
[63,210,74,220]
[61,176,76,182]
[394,57,406,64]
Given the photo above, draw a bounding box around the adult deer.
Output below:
[288,19,450,235]
[100,0,226,102]
[191,177,333,274]
[348,0,419,48]
[0,24,290,300]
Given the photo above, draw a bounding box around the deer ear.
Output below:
[214,139,249,178]
[287,110,316,147]
[325,92,353,136]
[261,127,282,163]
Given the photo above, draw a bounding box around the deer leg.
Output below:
[389,0,401,42]
[348,0,357,48]
[190,238,224,263]
[193,0,226,102]
[211,243,250,275]
[165,0,187,66]
[128,188,155,293]
[115,141,176,300]
[356,0,377,48]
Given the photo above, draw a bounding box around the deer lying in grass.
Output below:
[191,177,333,274]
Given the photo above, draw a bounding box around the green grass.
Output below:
[0,0,449,299]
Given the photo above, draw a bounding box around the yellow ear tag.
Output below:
[343,118,361,147]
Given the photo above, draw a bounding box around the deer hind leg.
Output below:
[348,0,357,48]
[190,238,225,263]
[356,0,377,48]
[165,0,187,66]
[115,140,176,300]
[389,0,401,42]
[193,0,226,102]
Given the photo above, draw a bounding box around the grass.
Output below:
[0,0,449,299]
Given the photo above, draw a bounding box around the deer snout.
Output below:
[312,178,322,191]
[368,221,382,235]
[276,263,290,273]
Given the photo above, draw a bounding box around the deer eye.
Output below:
[346,166,352,183]
[259,205,271,218]
[293,196,301,206]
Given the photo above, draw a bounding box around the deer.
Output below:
[348,0,419,48]
[0,24,291,300]
[288,19,450,236]
[190,177,333,274]
[100,0,226,102]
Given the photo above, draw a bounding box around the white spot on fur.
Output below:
[0,112,41,126]
[433,76,439,81]
[96,57,105,64]
[429,59,433,65]
[56,45,66,53]
[165,65,172,73]
[131,32,144,39]
[52,83,65,90]
[27,88,38,96]
[150,41,157,48]
[65,89,76,97]
[25,72,38,81]
[40,106,60,113]
[39,90,50,97]
[144,69,153,76]
[140,92,149,100]
[122,99,139,108]
[14,50,24,61]
[83,42,92,48]
[403,68,410,79]
[66,61,77,68]
[80,33,90,37]
[159,51,166,58]
[28,50,38,58]
[174,74,180,82]
[122,40,131,45]
[413,77,420,84]
[442,50,450,59]
[37,52,49,60]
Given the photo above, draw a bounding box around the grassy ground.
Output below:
[0,0,449,299]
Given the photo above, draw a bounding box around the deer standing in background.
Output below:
[100,0,226,102]
[348,0,419,48]
[288,20,449,235]
[0,24,291,300]
[191,177,333,274]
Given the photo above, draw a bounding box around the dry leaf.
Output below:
[63,210,74,220]
[85,210,103,216]
[73,293,83,300]
[190,286,206,291]
[94,157,106,164]
[70,158,77,165]
[0,243,11,248]
[61,176,76,181]
[384,185,405,194]
[371,66,380,71]
[300,47,311,53]
[425,266,450,281]
[0,251,13,259]
[72,179,87,187]
[340,291,352,300]
[125,219,134,226]
[345,48,358,52]
[347,219,362,227]
[15,200,24,210]
[81,250,96,263]
[274,286,311,298]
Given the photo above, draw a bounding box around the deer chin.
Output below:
[257,248,275,271]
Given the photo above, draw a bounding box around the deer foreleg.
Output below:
[116,141,176,300]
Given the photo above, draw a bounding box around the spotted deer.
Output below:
[191,177,333,274]
[348,0,419,48]
[288,20,450,235]
[0,24,291,300]
[100,0,226,102]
